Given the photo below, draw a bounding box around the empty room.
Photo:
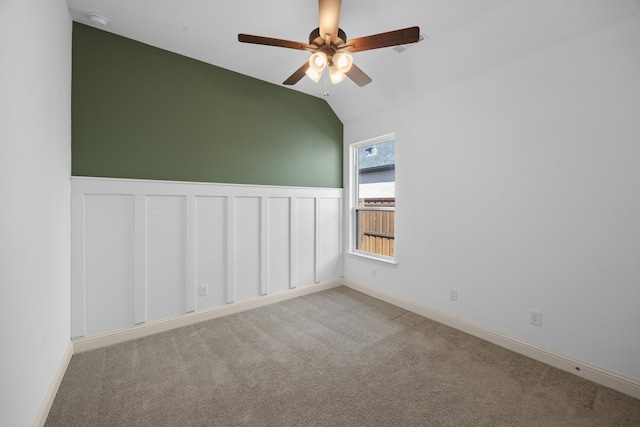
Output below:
[1,0,639,425]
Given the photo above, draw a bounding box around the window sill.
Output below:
[347,251,397,266]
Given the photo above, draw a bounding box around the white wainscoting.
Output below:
[71,177,343,339]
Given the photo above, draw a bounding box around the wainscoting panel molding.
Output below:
[84,194,135,336]
[71,177,343,339]
[317,197,342,283]
[235,196,262,302]
[267,197,291,295]
[295,197,316,287]
[195,196,227,311]
[146,195,186,323]
[185,195,197,314]
[134,194,147,324]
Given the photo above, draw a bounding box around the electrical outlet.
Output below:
[449,289,457,301]
[372,268,377,277]
[530,309,542,327]
[199,284,208,297]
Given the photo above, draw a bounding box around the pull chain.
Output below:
[323,68,330,97]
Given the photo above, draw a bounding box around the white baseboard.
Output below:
[343,279,640,400]
[33,341,73,427]
[73,279,342,353]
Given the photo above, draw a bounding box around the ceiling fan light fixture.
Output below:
[305,67,323,83]
[329,65,345,84]
[332,52,353,73]
[308,52,328,73]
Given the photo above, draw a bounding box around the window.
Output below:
[351,134,395,261]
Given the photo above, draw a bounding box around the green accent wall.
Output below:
[72,23,343,188]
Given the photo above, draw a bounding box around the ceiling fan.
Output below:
[238,0,420,87]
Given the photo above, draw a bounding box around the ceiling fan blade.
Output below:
[319,0,341,42]
[345,63,372,87]
[346,26,420,53]
[283,62,311,85]
[238,34,312,51]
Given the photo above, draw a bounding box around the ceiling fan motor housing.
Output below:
[309,27,347,49]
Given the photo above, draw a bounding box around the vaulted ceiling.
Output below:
[65,0,639,123]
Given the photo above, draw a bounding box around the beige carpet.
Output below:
[46,287,640,426]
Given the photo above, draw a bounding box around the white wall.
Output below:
[0,1,72,426]
[71,178,343,338]
[344,13,640,381]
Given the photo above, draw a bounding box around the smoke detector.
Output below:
[88,13,108,27]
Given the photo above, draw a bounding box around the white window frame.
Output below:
[348,133,396,264]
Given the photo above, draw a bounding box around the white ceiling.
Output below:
[65,0,639,123]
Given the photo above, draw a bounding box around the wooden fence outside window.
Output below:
[357,197,395,257]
